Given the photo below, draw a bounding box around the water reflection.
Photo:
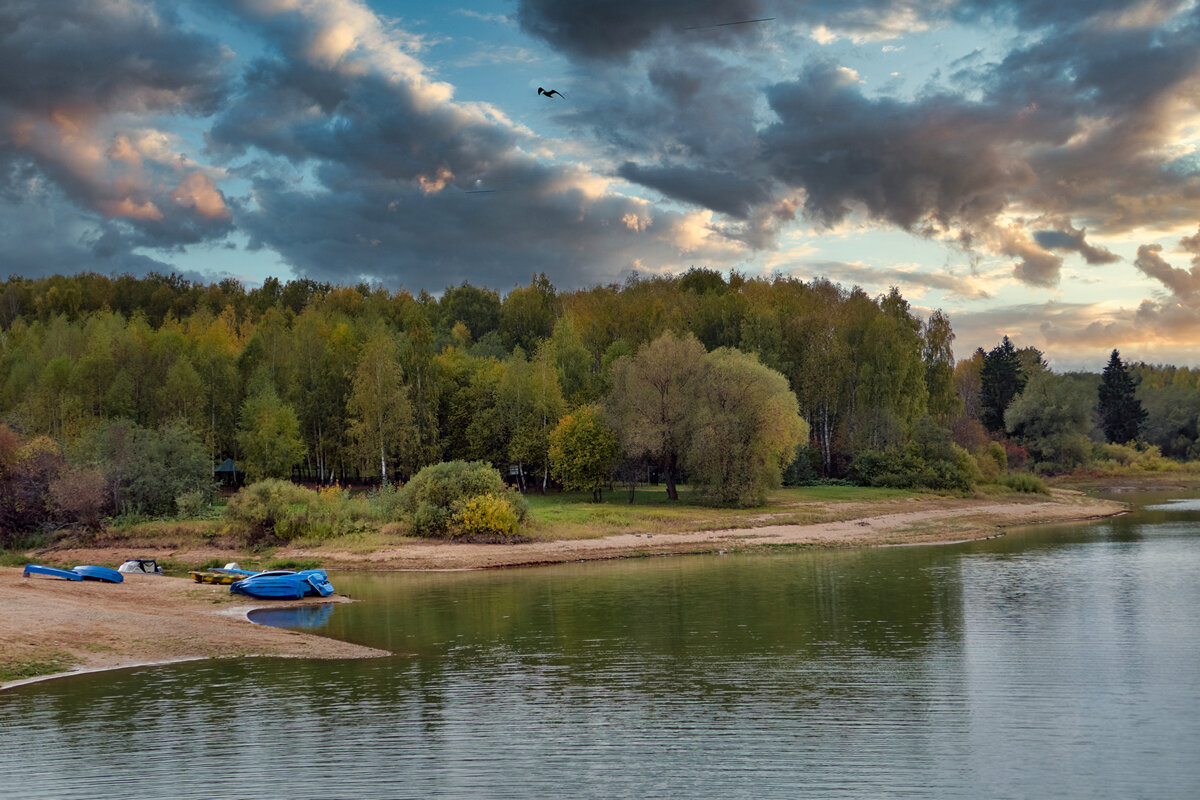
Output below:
[1144,497,1200,511]
[247,603,336,629]
[3,503,1200,799]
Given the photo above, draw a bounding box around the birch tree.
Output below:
[347,329,413,485]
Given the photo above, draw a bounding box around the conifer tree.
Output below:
[1098,349,1147,444]
[979,336,1026,433]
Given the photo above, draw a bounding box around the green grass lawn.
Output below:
[523,484,920,540]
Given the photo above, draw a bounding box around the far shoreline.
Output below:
[2,488,1129,691]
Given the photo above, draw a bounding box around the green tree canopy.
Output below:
[605,330,706,500]
[1005,372,1097,471]
[238,379,306,481]
[549,404,621,501]
[685,348,809,507]
[347,329,413,485]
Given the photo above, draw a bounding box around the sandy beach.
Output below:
[2,489,1125,691]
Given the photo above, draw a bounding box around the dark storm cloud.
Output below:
[200,0,738,289]
[516,0,1200,289]
[0,191,177,279]
[0,0,236,270]
[239,170,713,289]
[515,0,769,60]
[617,162,775,219]
[0,0,229,115]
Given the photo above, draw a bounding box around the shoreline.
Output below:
[2,489,1126,691]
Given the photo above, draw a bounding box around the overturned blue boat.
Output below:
[24,564,123,583]
[229,569,334,600]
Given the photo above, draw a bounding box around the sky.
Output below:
[2,0,1200,370]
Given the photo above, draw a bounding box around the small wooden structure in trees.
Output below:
[213,458,244,488]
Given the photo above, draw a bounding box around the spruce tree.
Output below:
[1098,349,1147,444]
[979,336,1026,433]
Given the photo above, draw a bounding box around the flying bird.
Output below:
[537,87,564,99]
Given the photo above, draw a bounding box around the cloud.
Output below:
[516,0,1200,290]
[951,226,1200,368]
[514,0,771,61]
[239,169,742,288]
[1134,237,1200,301]
[0,0,236,261]
[801,260,991,300]
[1033,224,1119,264]
[200,0,749,286]
[3,0,1200,311]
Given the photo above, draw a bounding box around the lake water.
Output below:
[3,491,1199,798]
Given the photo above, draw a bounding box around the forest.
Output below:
[0,269,1196,540]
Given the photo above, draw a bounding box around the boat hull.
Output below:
[72,565,124,583]
[24,564,83,581]
[230,569,334,600]
[23,564,123,582]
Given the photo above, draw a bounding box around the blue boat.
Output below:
[24,564,123,583]
[230,569,334,600]
[73,565,124,583]
[24,564,82,581]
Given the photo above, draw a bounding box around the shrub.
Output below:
[80,420,212,517]
[50,466,107,530]
[399,461,528,539]
[986,441,1008,472]
[974,454,996,482]
[1001,440,1028,471]
[223,479,321,543]
[174,489,212,519]
[0,434,64,543]
[781,446,821,487]
[368,482,406,523]
[848,440,976,493]
[454,493,523,540]
[1000,472,1050,494]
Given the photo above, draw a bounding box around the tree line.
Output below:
[1,269,1198,538]
[0,270,957,485]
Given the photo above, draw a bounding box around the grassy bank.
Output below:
[4,482,1070,574]
[27,484,924,556]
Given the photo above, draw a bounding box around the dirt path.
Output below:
[2,490,1124,691]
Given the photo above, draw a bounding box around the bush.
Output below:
[368,482,406,522]
[50,466,107,530]
[848,440,976,493]
[782,446,820,486]
[986,441,1008,472]
[399,461,528,540]
[455,493,522,540]
[80,420,213,517]
[0,434,64,543]
[223,479,320,543]
[972,453,997,483]
[174,489,210,518]
[1000,472,1050,494]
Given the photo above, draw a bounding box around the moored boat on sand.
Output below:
[118,559,163,574]
[23,564,82,581]
[24,564,123,583]
[230,569,334,600]
[189,567,257,585]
